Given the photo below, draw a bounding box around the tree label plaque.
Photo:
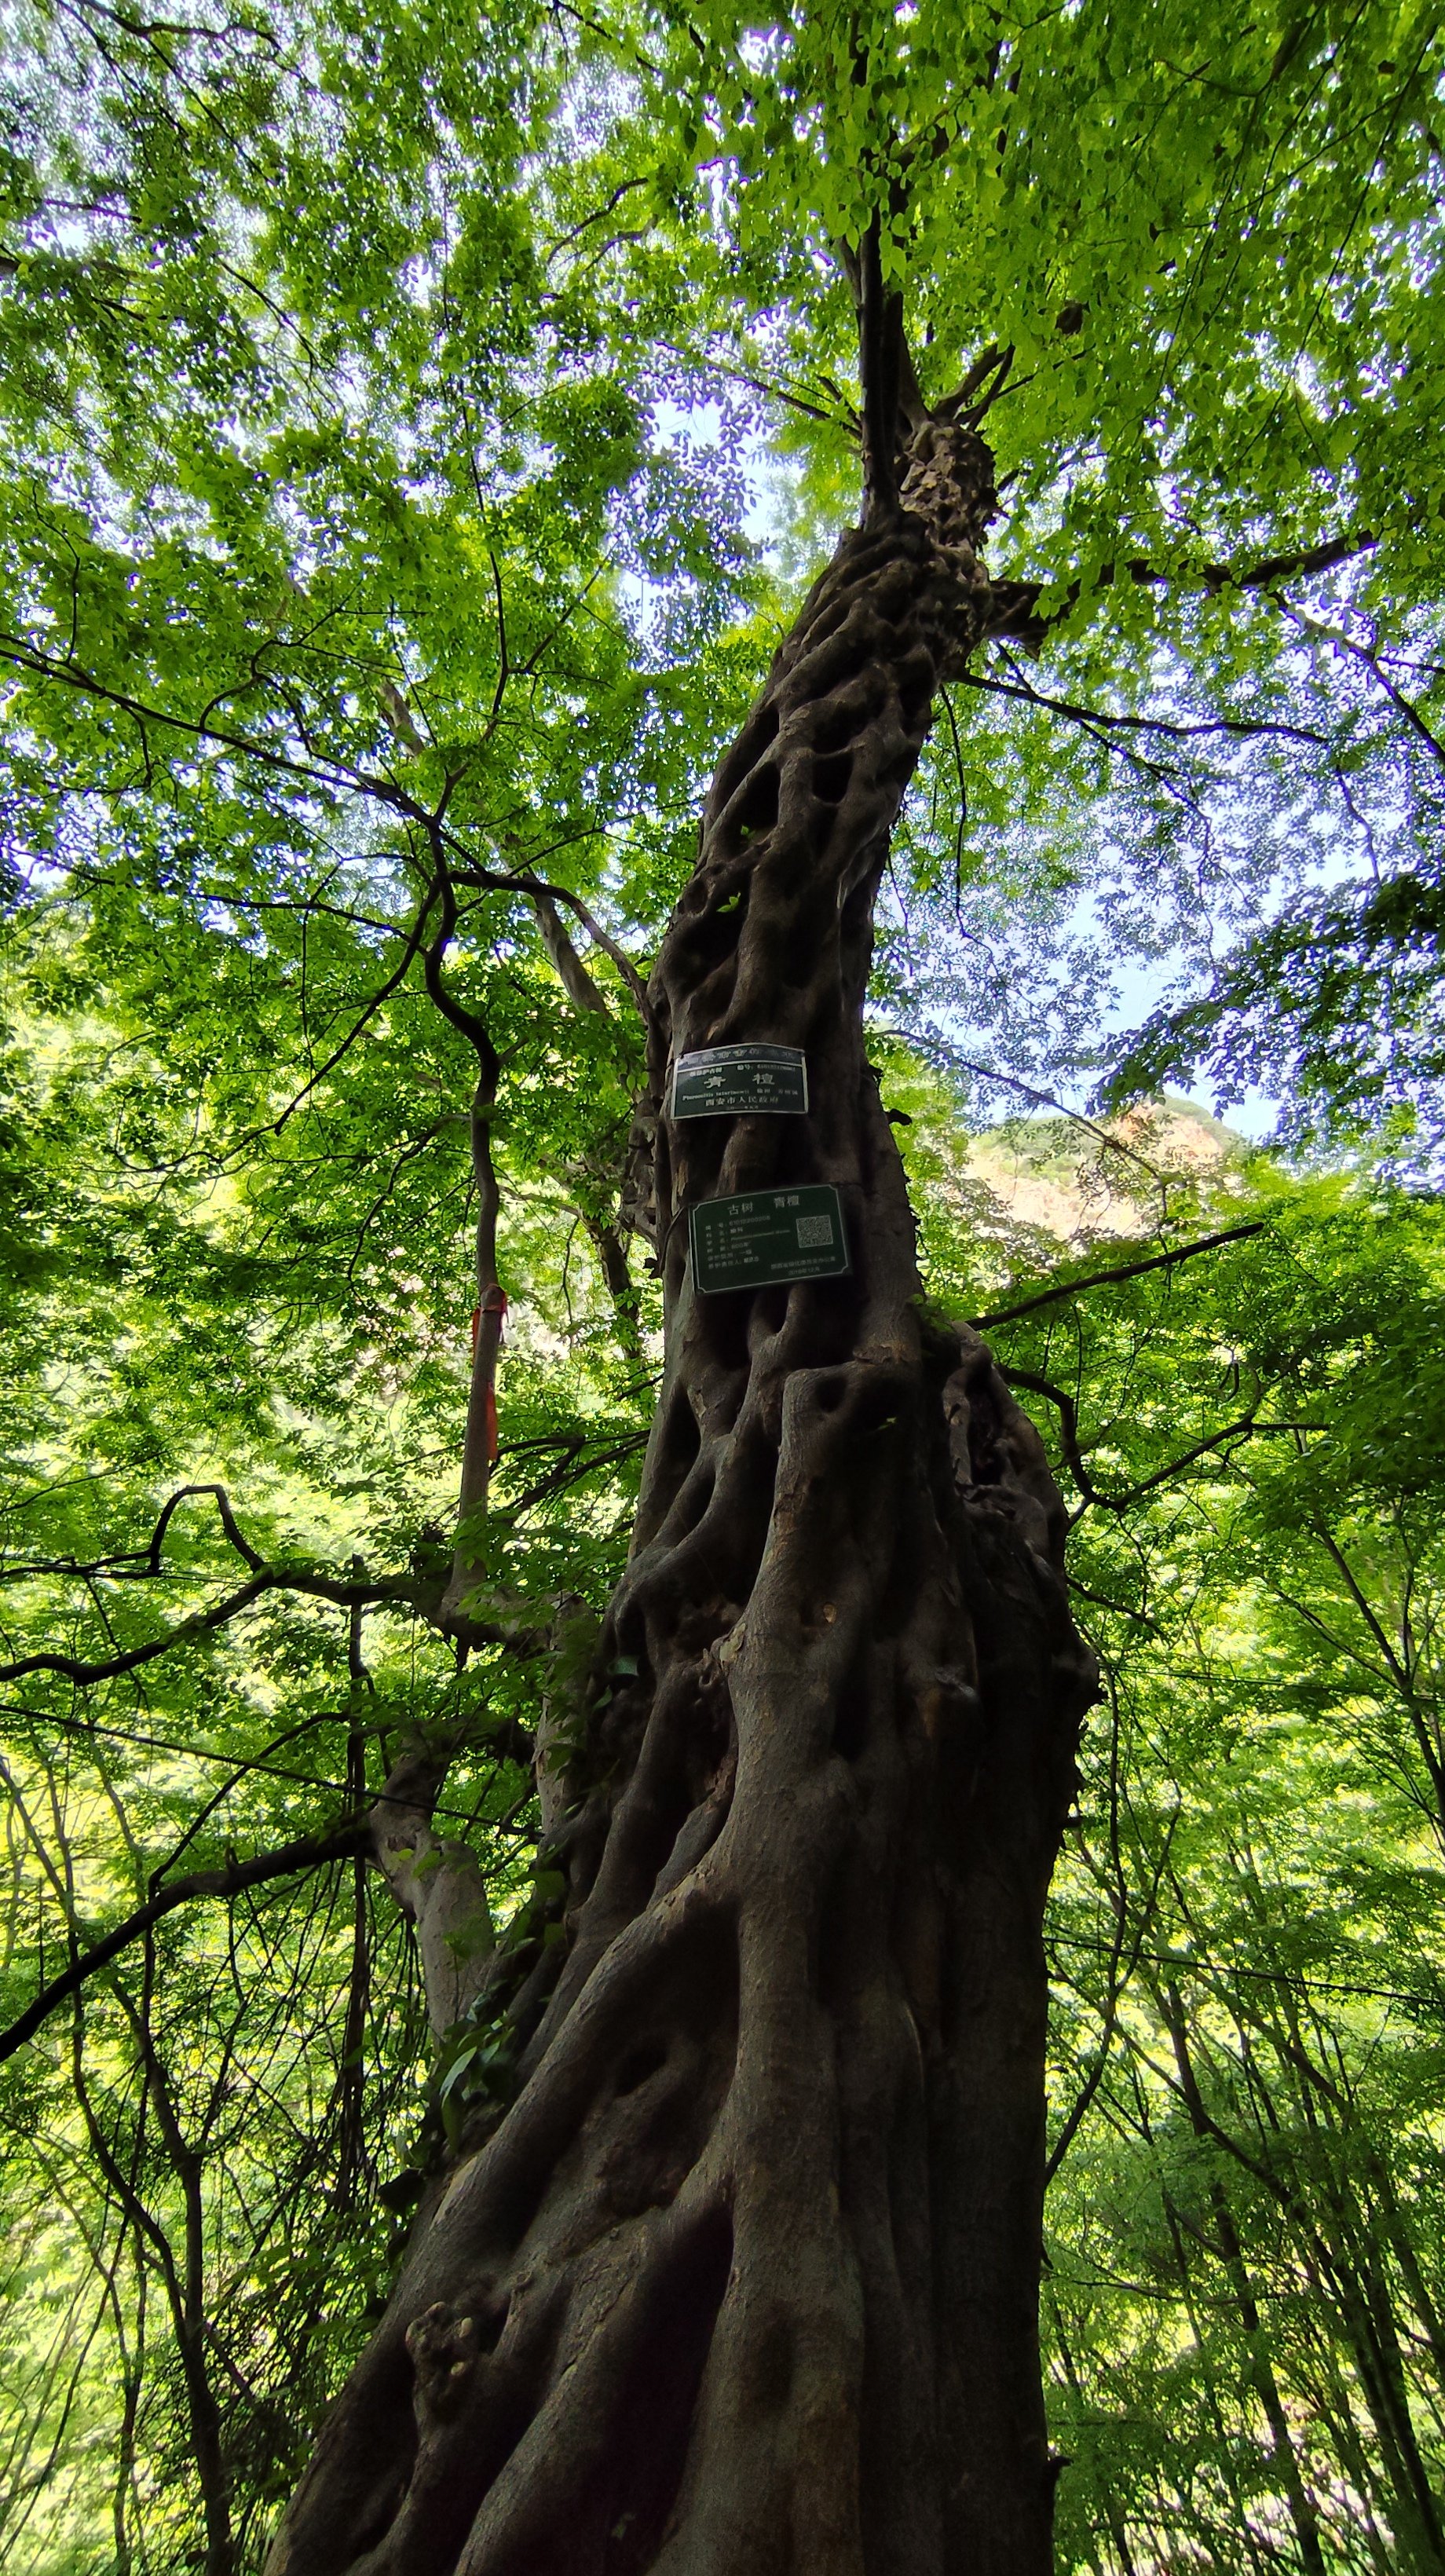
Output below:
[689,1184,849,1294]
[668,1043,809,1119]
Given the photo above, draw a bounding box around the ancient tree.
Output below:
[2,0,1430,2562]
[267,265,1096,2576]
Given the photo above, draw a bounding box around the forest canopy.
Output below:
[2,0,1444,2567]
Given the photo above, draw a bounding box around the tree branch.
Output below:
[1271,601,1445,770]
[937,342,1015,426]
[961,664,1329,752]
[144,1484,265,1572]
[0,1557,551,1687]
[0,632,426,814]
[1045,1875,1167,2184]
[857,217,900,518]
[419,856,507,1626]
[890,1025,1166,1186]
[1004,1364,1258,1516]
[0,1820,368,2067]
[969,1220,1266,1332]
[983,531,1377,649]
[655,339,858,434]
[445,856,653,1023]
[270,880,440,1135]
[1,1482,267,1586]
[5,1699,538,1829]
[532,891,609,1014]
[995,1366,1108,1510]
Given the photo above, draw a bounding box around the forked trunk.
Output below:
[267,419,1096,2576]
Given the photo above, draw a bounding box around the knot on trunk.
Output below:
[943,1327,1070,1571]
[405,2303,480,2421]
[899,421,997,559]
[897,422,998,675]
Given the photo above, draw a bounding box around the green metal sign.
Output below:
[688,1184,850,1295]
[668,1043,808,1120]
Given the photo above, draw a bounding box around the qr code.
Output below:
[796,1213,833,1249]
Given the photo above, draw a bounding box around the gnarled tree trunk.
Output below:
[266,393,1096,2576]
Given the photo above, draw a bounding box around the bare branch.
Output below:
[418,854,507,1626]
[996,1365,1109,1511]
[937,342,1015,426]
[532,890,609,1014]
[888,1024,1166,1186]
[970,1220,1267,1332]
[270,880,439,1135]
[0,1545,552,1686]
[858,217,901,518]
[445,854,653,1022]
[983,530,1378,649]
[0,632,426,813]
[0,1482,265,1586]
[0,1568,421,1688]
[543,176,653,268]
[656,339,857,434]
[144,1485,265,1573]
[1004,1363,1258,1516]
[1271,601,1445,771]
[0,1820,367,2067]
[5,1699,537,1830]
[961,664,1329,752]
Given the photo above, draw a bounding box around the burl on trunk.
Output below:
[267,388,1097,2576]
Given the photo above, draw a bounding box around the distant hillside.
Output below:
[965,1096,1239,1246]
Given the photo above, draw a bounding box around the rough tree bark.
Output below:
[266,316,1097,2576]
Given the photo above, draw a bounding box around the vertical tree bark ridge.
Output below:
[266,423,1097,2576]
